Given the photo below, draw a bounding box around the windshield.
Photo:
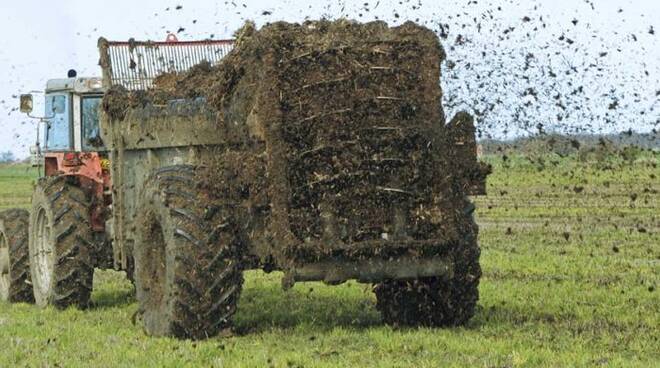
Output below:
[82,96,105,150]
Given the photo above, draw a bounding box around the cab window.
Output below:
[44,94,70,151]
[82,96,104,150]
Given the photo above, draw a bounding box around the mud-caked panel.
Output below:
[274,30,460,250]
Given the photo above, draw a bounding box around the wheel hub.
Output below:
[0,231,9,300]
[33,207,54,298]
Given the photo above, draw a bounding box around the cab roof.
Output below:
[45,77,104,94]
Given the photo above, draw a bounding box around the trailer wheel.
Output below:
[29,177,94,309]
[0,209,34,303]
[134,165,244,339]
[374,212,481,327]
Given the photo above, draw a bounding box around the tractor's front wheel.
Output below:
[0,209,33,303]
[28,176,94,309]
[134,165,244,339]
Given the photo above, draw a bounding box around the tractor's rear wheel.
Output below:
[374,211,481,327]
[134,165,244,339]
[28,176,94,309]
[0,209,34,303]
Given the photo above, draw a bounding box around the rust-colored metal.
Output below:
[43,152,111,231]
[43,152,106,184]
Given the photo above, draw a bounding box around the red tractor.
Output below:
[1,74,114,307]
[1,36,233,307]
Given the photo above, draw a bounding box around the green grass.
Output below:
[0,164,38,211]
[1,153,658,367]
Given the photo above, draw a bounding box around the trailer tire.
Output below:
[29,177,94,309]
[0,209,34,303]
[374,209,481,327]
[134,165,244,340]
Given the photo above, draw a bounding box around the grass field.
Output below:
[0,153,658,367]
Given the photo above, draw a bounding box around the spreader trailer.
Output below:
[4,21,490,341]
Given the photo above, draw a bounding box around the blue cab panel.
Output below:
[44,93,71,151]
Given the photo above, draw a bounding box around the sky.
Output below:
[0,0,658,158]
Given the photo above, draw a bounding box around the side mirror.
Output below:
[20,94,33,114]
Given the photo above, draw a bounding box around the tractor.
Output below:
[1,36,234,308]
[3,73,113,307]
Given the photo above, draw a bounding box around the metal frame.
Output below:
[72,94,82,152]
[98,36,235,91]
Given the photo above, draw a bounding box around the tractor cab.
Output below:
[35,76,105,152]
[20,74,108,177]
[20,73,112,236]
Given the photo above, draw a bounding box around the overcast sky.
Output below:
[0,0,658,157]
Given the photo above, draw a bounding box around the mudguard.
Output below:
[446,112,491,195]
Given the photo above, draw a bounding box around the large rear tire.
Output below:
[0,209,34,303]
[134,165,244,339]
[374,208,481,327]
[28,176,94,309]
